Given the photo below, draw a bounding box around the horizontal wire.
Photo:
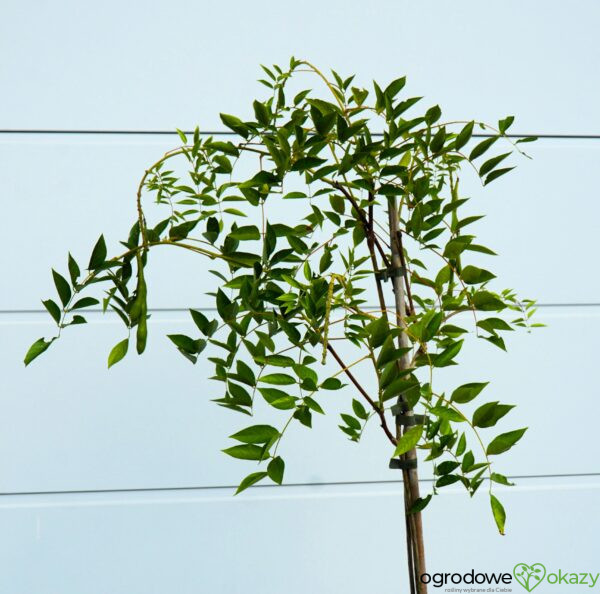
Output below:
[2,472,599,498]
[0,129,599,140]
[1,302,598,316]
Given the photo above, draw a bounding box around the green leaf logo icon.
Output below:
[513,563,546,592]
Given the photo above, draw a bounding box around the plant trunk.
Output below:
[388,196,427,594]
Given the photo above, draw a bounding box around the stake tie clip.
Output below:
[375,265,405,283]
[390,402,428,426]
[394,414,427,426]
[389,458,418,470]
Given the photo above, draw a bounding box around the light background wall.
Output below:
[1,1,599,592]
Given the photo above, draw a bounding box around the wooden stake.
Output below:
[388,196,427,594]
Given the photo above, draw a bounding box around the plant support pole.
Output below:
[388,196,427,594]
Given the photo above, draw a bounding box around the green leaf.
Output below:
[425,105,441,124]
[437,460,460,475]
[235,471,268,494]
[491,472,515,486]
[393,424,423,457]
[206,140,239,156]
[304,396,324,414]
[429,406,465,423]
[483,336,507,351]
[486,428,527,455]
[291,156,327,172]
[454,121,474,150]
[222,444,267,460]
[465,243,497,256]
[219,113,249,138]
[461,265,496,285]
[268,456,285,484]
[235,360,256,386]
[24,337,54,366]
[443,238,470,260]
[52,269,71,307]
[341,413,361,431]
[430,126,446,153]
[167,334,205,355]
[204,217,220,244]
[67,252,80,285]
[473,401,514,428]
[477,317,513,333]
[88,235,107,269]
[440,324,468,338]
[516,136,537,144]
[230,425,279,444]
[228,382,252,406]
[472,291,506,311]
[434,340,463,367]
[283,191,308,200]
[259,373,296,385]
[451,382,489,404]
[455,433,467,457]
[293,364,318,385]
[213,155,233,173]
[222,251,260,268]
[321,377,343,390]
[367,317,388,349]
[351,86,368,106]
[190,309,210,334]
[384,76,406,99]
[484,167,515,185]
[107,338,129,368]
[255,354,295,367]
[382,377,419,404]
[42,299,61,324]
[498,115,514,134]
[329,194,345,215]
[319,249,332,273]
[490,494,506,535]
[376,335,395,367]
[408,493,432,514]
[253,100,271,126]
[255,331,275,352]
[352,399,368,420]
[461,450,475,473]
[258,388,296,410]
[469,136,498,160]
[170,220,199,240]
[479,152,511,177]
[436,474,461,488]
[294,406,312,428]
[229,225,260,241]
[71,297,100,310]
[215,289,234,321]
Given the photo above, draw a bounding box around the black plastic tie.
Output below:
[389,458,418,470]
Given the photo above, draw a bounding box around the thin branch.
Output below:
[396,230,416,317]
[326,343,396,445]
[332,181,391,268]
[367,192,388,319]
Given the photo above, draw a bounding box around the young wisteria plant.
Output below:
[26,58,539,593]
